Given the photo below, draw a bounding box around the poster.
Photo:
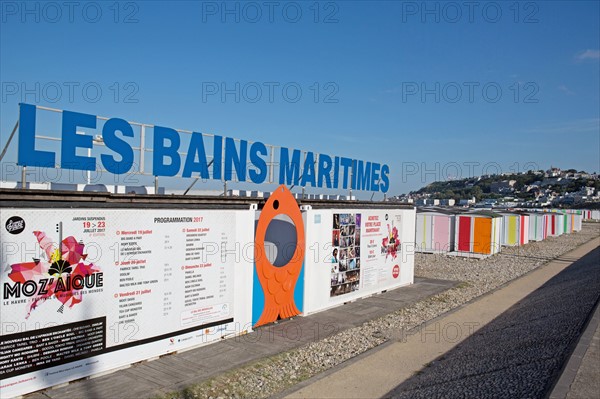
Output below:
[360,211,403,290]
[0,208,254,397]
[302,208,415,315]
[330,213,361,297]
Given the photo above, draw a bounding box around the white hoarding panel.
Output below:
[303,208,415,315]
[0,208,254,397]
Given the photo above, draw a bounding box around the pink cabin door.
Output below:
[458,216,471,252]
[433,216,450,251]
[520,216,525,244]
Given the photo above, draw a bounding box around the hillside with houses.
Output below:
[394,168,600,208]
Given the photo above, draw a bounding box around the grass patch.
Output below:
[455,281,472,289]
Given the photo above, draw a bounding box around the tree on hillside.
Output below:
[471,186,483,201]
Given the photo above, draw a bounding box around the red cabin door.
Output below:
[458,216,472,252]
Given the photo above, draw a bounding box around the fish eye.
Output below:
[273,200,279,210]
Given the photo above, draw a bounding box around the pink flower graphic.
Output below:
[7,231,101,318]
[381,224,400,261]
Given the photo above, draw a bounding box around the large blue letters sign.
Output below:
[17,103,390,193]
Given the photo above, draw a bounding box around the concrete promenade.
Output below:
[24,278,455,399]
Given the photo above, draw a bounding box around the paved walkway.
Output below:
[24,278,455,399]
[551,300,600,399]
[284,238,600,399]
[566,322,600,399]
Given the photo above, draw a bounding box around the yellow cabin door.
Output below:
[473,217,491,254]
[507,216,518,245]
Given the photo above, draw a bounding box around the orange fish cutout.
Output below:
[254,185,305,327]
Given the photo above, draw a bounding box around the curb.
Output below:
[548,296,600,399]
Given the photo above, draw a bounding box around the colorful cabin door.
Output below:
[433,216,449,252]
[473,217,491,254]
[457,216,472,252]
[506,216,518,246]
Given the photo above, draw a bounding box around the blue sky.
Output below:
[1,0,599,197]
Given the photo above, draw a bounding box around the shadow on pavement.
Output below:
[383,247,600,399]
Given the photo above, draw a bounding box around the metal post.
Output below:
[184,159,214,195]
[154,176,158,194]
[302,187,305,199]
[370,178,382,201]
[224,181,227,196]
[349,163,353,200]
[0,120,19,162]
[383,193,387,201]
[21,166,26,188]
[86,148,91,184]
[268,145,275,183]
[139,125,146,174]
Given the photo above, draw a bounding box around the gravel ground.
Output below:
[159,223,599,399]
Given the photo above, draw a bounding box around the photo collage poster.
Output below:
[330,213,361,297]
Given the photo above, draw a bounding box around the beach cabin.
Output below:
[528,212,548,241]
[562,211,573,234]
[454,211,503,256]
[554,210,580,234]
[565,211,582,232]
[516,212,530,245]
[574,213,583,231]
[547,212,565,237]
[415,209,456,253]
[497,211,529,246]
